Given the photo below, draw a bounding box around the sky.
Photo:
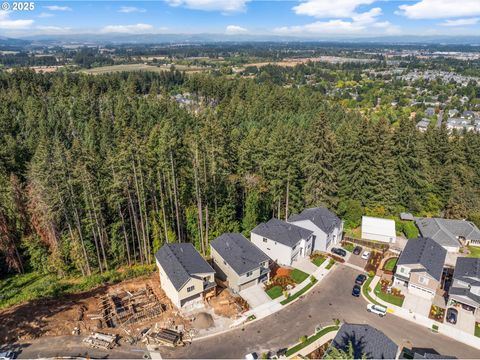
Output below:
[1,0,480,38]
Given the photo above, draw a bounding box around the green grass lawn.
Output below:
[312,256,327,267]
[384,258,398,271]
[281,278,317,305]
[362,276,381,305]
[343,243,355,252]
[326,259,336,270]
[266,285,283,300]
[475,323,480,338]
[467,246,480,258]
[0,265,155,309]
[290,268,309,284]
[285,325,339,357]
[374,282,404,306]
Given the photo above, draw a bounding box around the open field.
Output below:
[80,63,208,75]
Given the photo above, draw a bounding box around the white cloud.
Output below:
[101,23,154,34]
[165,0,250,13]
[226,25,247,34]
[0,10,34,29]
[293,0,376,18]
[118,6,146,13]
[440,17,480,26]
[43,5,72,11]
[38,12,54,18]
[36,25,71,33]
[398,0,480,20]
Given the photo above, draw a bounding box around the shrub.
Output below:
[368,270,375,278]
[299,335,308,343]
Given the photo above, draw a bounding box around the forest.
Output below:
[1,68,480,284]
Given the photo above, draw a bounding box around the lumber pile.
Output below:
[83,332,117,350]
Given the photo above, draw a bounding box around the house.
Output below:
[448,109,459,117]
[155,243,216,309]
[425,107,435,117]
[288,207,343,252]
[448,257,480,313]
[361,216,396,243]
[415,218,480,252]
[400,212,415,221]
[462,110,475,119]
[393,237,446,299]
[328,324,398,359]
[416,118,430,132]
[210,233,271,293]
[251,218,313,266]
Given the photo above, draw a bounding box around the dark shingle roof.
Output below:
[251,218,313,248]
[450,257,480,306]
[416,218,480,248]
[211,233,270,276]
[397,237,446,281]
[288,207,341,234]
[330,324,398,359]
[155,243,214,291]
[413,352,456,359]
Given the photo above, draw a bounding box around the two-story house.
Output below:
[393,237,447,299]
[448,257,480,313]
[251,218,314,266]
[155,243,216,309]
[288,207,343,252]
[210,233,271,293]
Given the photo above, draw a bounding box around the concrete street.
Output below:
[160,265,480,359]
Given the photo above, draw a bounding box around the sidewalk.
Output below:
[363,276,480,349]
[287,330,338,358]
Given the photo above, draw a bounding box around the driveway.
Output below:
[444,307,476,334]
[348,251,367,270]
[160,265,480,359]
[239,284,271,309]
[292,257,317,274]
[403,292,433,317]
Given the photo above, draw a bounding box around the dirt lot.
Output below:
[0,272,180,343]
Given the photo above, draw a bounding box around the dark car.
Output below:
[355,274,367,285]
[352,284,361,297]
[353,246,363,255]
[446,308,458,324]
[331,247,347,257]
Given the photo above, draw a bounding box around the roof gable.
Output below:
[211,233,270,275]
[288,207,341,234]
[251,218,313,248]
[416,218,480,248]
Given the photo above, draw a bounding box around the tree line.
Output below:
[0,69,479,278]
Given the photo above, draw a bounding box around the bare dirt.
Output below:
[0,272,181,344]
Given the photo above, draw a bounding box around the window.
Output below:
[419,276,429,285]
[263,238,267,243]
[187,285,195,292]
[292,245,297,250]
[223,260,227,265]
[246,271,252,277]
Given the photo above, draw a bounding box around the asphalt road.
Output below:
[160,265,480,359]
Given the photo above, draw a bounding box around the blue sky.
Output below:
[1,0,480,37]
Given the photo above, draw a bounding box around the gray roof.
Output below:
[330,324,398,359]
[155,243,214,291]
[450,257,480,306]
[415,218,480,248]
[397,237,446,281]
[400,212,414,221]
[252,218,313,248]
[413,352,456,359]
[288,207,341,234]
[211,233,270,276]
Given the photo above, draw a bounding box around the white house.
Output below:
[361,216,396,243]
[288,207,343,252]
[251,218,314,266]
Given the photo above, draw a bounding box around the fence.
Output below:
[343,236,389,252]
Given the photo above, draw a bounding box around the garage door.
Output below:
[238,278,258,291]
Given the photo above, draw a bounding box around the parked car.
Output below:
[331,247,347,257]
[355,274,367,285]
[361,251,371,260]
[353,246,363,255]
[446,308,458,324]
[352,284,361,297]
[0,351,16,360]
[245,353,258,360]
[367,303,387,317]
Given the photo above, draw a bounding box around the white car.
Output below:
[245,352,258,360]
[361,251,371,260]
[367,303,387,317]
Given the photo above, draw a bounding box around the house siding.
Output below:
[288,219,343,252]
[251,232,295,266]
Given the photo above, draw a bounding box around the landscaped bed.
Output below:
[374,281,404,307]
[475,322,480,338]
[290,268,309,284]
[325,259,336,270]
[285,325,339,356]
[281,276,317,305]
[428,305,445,323]
[266,285,283,300]
[342,242,355,252]
[311,255,327,267]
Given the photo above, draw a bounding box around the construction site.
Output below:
[0,271,247,351]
